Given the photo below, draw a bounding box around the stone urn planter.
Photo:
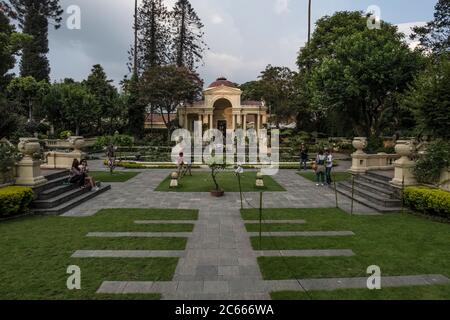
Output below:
[68,136,85,152]
[395,140,416,162]
[352,137,367,155]
[18,137,41,159]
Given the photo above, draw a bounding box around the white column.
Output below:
[232,114,236,130]
[243,114,247,131]
[184,112,188,130]
[209,114,213,130]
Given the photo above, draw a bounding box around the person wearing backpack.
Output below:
[315,150,326,186]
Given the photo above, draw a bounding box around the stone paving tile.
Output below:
[86,232,192,238]
[245,220,307,224]
[255,249,355,257]
[135,220,197,224]
[299,274,450,291]
[248,231,355,237]
[96,274,450,295]
[72,250,186,258]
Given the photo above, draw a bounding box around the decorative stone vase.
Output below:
[18,138,40,159]
[395,140,416,161]
[352,137,367,155]
[15,137,47,186]
[68,136,85,152]
[390,139,417,187]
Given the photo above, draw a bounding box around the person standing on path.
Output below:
[325,149,334,186]
[300,144,309,171]
[315,150,326,186]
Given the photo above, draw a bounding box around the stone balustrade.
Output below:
[350,137,399,174]
[41,136,87,170]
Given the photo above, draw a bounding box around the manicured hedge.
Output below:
[404,187,450,218]
[0,186,34,217]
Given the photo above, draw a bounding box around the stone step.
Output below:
[351,179,396,198]
[86,232,192,238]
[338,181,401,208]
[335,187,402,213]
[356,174,394,190]
[248,231,355,237]
[32,185,111,215]
[33,187,91,209]
[366,171,393,182]
[38,183,77,200]
[255,249,355,257]
[43,170,70,181]
[72,250,186,258]
[33,175,70,194]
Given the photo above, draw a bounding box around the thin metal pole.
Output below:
[350,175,355,215]
[238,173,243,210]
[401,175,405,214]
[333,172,339,209]
[259,192,263,250]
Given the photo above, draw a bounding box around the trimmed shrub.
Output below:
[404,187,450,218]
[0,186,34,217]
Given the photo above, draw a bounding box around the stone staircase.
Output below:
[336,171,402,213]
[32,170,111,215]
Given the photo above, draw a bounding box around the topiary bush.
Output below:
[0,186,34,217]
[404,187,450,218]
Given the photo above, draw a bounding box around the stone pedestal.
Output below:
[350,137,368,174]
[390,140,418,188]
[15,138,47,187]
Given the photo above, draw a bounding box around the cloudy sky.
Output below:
[41,0,436,88]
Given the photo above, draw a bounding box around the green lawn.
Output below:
[242,208,450,300]
[89,171,140,183]
[298,171,352,183]
[156,171,286,192]
[0,208,197,300]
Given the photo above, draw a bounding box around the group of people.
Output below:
[69,159,99,191]
[299,143,334,187]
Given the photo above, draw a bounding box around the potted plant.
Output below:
[208,160,227,197]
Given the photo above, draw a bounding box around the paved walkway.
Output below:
[64,166,386,300]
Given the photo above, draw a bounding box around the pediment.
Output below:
[204,85,242,96]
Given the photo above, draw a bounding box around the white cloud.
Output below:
[274,0,290,14]
[396,21,427,50]
[211,14,224,24]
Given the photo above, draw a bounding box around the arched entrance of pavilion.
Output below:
[213,98,233,138]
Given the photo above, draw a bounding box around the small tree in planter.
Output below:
[208,160,227,197]
[0,143,23,184]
